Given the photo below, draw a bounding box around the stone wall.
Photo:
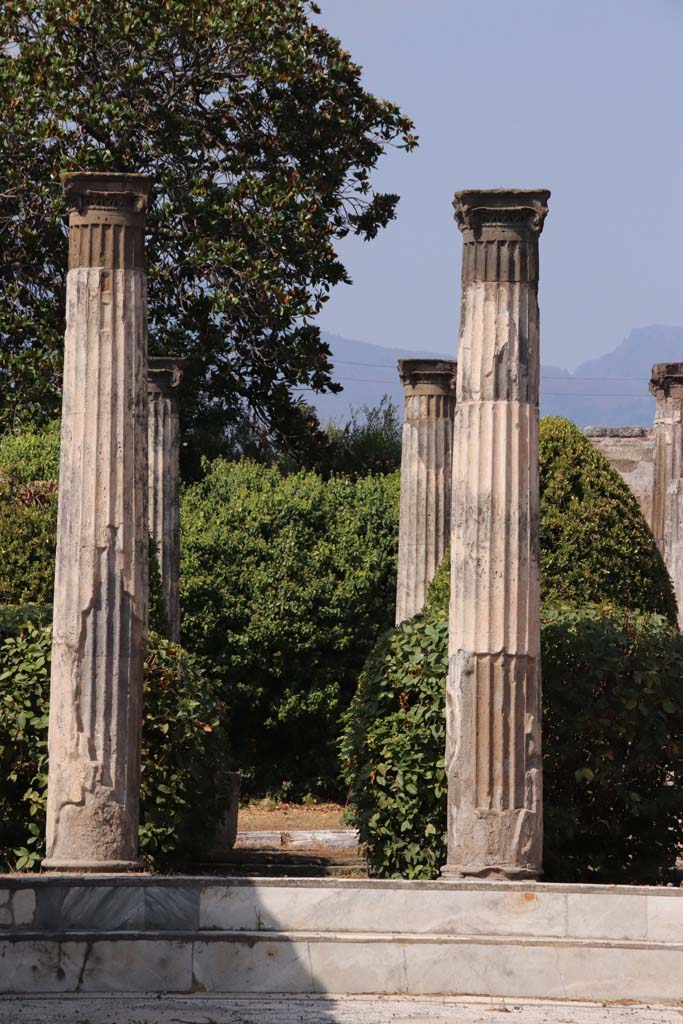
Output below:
[584,427,655,529]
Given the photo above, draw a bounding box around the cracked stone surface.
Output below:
[42,172,152,872]
[1,995,682,1024]
[395,358,456,625]
[445,189,549,879]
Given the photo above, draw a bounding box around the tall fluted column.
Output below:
[395,359,456,624]
[43,172,152,872]
[444,188,550,880]
[148,357,184,642]
[650,364,683,626]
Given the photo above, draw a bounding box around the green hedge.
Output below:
[342,414,683,883]
[0,422,60,606]
[180,459,400,798]
[341,588,683,883]
[540,417,675,620]
[0,619,230,871]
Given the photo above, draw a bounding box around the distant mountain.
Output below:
[306,325,683,429]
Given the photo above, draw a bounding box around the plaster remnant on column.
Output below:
[395,358,457,624]
[649,363,683,626]
[148,357,185,642]
[43,172,152,872]
[444,188,549,880]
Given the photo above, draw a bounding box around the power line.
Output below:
[332,358,655,382]
[294,378,653,398]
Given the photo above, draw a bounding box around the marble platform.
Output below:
[1,876,683,1002]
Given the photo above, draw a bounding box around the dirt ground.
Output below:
[237,800,348,831]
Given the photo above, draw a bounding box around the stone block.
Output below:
[144,886,199,931]
[308,939,407,994]
[77,939,192,992]
[647,893,683,942]
[193,937,312,993]
[199,883,566,938]
[567,892,647,940]
[0,940,82,993]
[199,885,259,931]
[11,889,36,928]
[35,884,143,932]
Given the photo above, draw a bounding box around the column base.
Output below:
[41,858,145,873]
[441,863,540,881]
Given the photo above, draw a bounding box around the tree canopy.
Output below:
[0,0,415,459]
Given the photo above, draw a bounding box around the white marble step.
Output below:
[3,877,683,1001]
[234,829,359,849]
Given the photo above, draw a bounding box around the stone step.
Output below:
[2,876,683,1001]
[234,829,359,849]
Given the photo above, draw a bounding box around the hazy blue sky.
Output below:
[313,0,683,370]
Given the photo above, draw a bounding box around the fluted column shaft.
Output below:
[43,173,152,872]
[395,359,456,624]
[650,364,683,626]
[148,357,184,642]
[444,189,550,880]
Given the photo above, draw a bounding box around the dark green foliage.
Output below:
[0,604,52,641]
[341,590,683,883]
[339,612,448,878]
[0,621,230,871]
[540,417,676,621]
[180,459,400,798]
[343,433,683,881]
[322,397,402,479]
[0,422,60,605]
[0,0,415,462]
[541,603,683,883]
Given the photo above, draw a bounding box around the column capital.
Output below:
[397,358,457,396]
[649,362,683,398]
[453,189,550,239]
[62,171,153,271]
[148,356,187,394]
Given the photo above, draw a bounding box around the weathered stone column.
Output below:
[43,172,152,872]
[650,363,683,626]
[444,189,550,880]
[148,357,184,642]
[395,359,457,624]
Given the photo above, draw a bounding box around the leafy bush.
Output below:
[0,604,52,641]
[181,458,400,798]
[540,417,676,621]
[0,620,230,872]
[542,602,683,882]
[0,422,60,606]
[322,397,402,479]
[340,611,448,878]
[343,562,683,883]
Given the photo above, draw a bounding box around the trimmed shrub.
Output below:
[540,417,676,620]
[0,422,60,606]
[0,604,52,641]
[0,620,230,872]
[342,588,683,882]
[180,459,400,799]
[339,611,448,878]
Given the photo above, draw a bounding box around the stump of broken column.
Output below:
[443,188,550,880]
[148,356,185,643]
[395,358,457,625]
[650,363,683,628]
[42,172,152,872]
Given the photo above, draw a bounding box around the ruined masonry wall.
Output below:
[584,427,654,529]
